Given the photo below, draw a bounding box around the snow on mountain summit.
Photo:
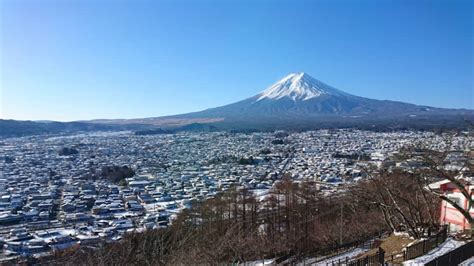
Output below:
[256,72,350,101]
[162,71,471,128]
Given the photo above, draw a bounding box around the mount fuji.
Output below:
[157,72,472,130]
[256,72,349,101]
[2,72,472,137]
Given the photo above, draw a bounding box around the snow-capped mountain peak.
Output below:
[256,72,348,101]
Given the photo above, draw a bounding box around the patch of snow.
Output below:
[256,72,350,102]
[251,188,270,201]
[406,239,422,248]
[245,258,275,265]
[459,256,474,266]
[304,247,370,265]
[393,231,411,237]
[403,238,467,266]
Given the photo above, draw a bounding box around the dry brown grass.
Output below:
[356,233,416,262]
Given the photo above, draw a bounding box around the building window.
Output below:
[447,196,461,206]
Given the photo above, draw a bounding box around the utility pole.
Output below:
[339,201,343,245]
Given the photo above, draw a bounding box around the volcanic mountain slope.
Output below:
[2,72,472,137]
[171,72,472,124]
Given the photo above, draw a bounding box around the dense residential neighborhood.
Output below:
[2,0,473,263]
[0,129,472,263]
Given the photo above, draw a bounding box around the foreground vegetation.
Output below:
[44,171,442,265]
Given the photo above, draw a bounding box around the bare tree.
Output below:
[404,132,474,238]
[350,169,439,239]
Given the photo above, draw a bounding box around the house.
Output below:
[432,178,474,232]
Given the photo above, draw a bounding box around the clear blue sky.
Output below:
[1,0,472,121]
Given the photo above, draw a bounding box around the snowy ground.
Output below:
[311,248,370,265]
[403,238,467,266]
[459,256,474,266]
[295,247,370,265]
[246,247,369,266]
[251,188,271,201]
[244,259,275,265]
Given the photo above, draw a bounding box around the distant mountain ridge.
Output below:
[0,119,153,138]
[1,72,473,137]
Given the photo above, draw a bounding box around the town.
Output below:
[0,129,471,262]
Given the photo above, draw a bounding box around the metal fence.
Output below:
[344,247,385,266]
[425,240,474,266]
[277,239,368,265]
[285,230,386,265]
[403,226,448,261]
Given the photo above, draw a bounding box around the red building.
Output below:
[434,179,474,232]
